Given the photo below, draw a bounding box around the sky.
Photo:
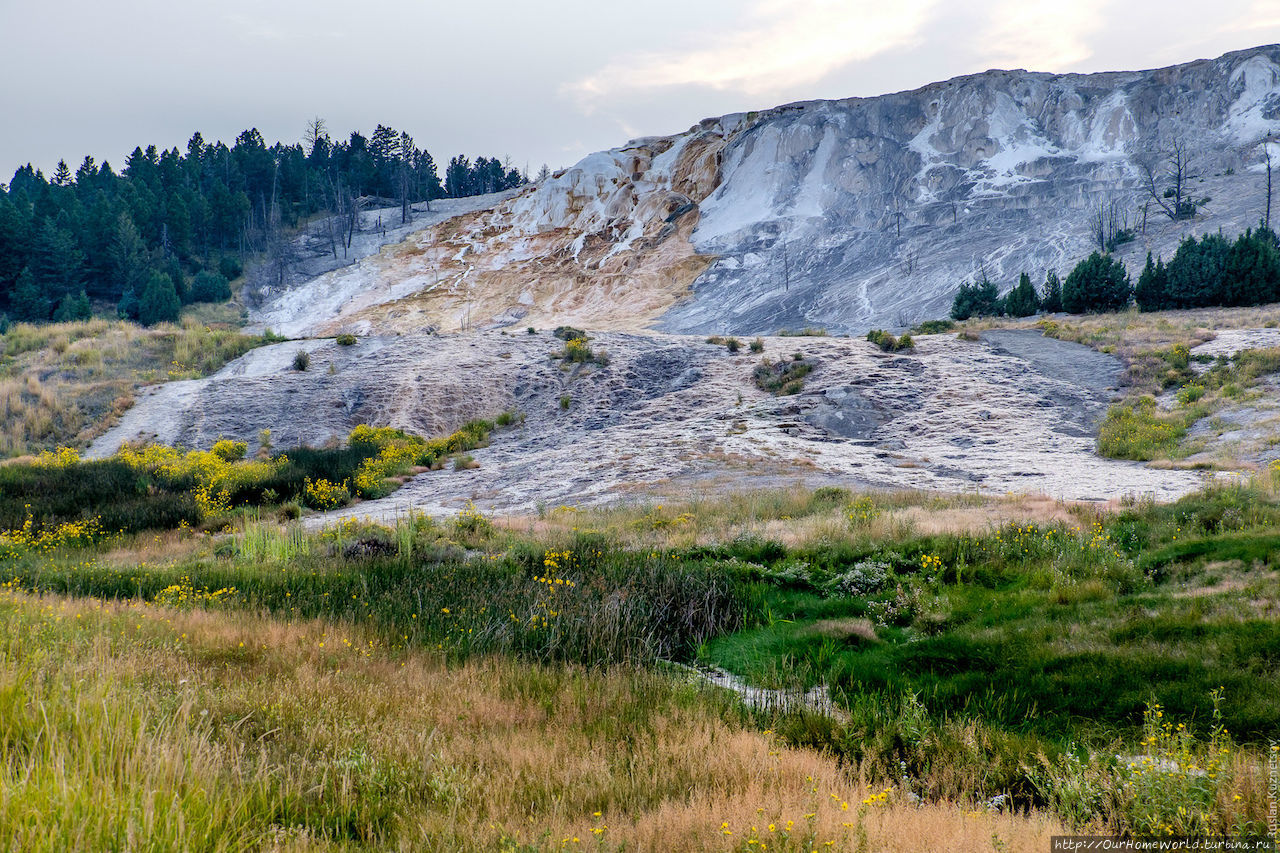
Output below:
[1,0,1277,180]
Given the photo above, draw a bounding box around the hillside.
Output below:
[251,45,1280,337]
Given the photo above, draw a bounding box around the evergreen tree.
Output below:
[108,212,150,301]
[1002,272,1040,317]
[1221,227,1280,306]
[1040,270,1062,313]
[52,159,73,187]
[950,275,1002,320]
[1062,252,1131,313]
[1134,253,1170,312]
[10,267,50,321]
[52,290,91,322]
[117,288,139,321]
[137,271,180,326]
[1165,233,1231,308]
[30,218,82,304]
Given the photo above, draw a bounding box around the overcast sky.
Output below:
[2,0,1277,180]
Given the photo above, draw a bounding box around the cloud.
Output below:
[563,0,937,110]
[973,0,1109,71]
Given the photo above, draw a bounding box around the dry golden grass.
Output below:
[0,588,1066,851]
[0,318,267,458]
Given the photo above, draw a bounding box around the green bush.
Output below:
[335,333,357,346]
[552,326,587,342]
[911,319,954,335]
[138,272,181,326]
[866,330,914,352]
[189,271,232,304]
[292,350,310,371]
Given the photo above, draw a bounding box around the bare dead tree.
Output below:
[305,117,327,156]
[1092,201,1133,251]
[1139,139,1199,221]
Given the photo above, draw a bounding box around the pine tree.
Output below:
[10,267,50,321]
[30,218,83,305]
[52,159,73,187]
[1003,272,1040,317]
[108,212,150,301]
[1040,270,1063,313]
[137,271,180,326]
[1062,252,1131,313]
[52,290,91,322]
[950,275,1002,320]
[1134,253,1170,311]
[1221,228,1280,306]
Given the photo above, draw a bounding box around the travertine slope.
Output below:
[251,45,1280,336]
[89,330,1208,513]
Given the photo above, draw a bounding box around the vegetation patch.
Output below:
[551,327,609,367]
[0,319,277,457]
[753,354,815,395]
[0,418,502,534]
[866,329,915,352]
[1096,397,1194,461]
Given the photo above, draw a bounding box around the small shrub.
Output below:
[292,350,310,371]
[453,454,479,471]
[335,333,357,346]
[749,337,764,353]
[753,356,814,395]
[559,394,572,410]
[526,326,537,334]
[725,337,741,353]
[218,256,243,281]
[553,325,587,342]
[912,319,954,335]
[1176,384,1204,406]
[866,330,914,352]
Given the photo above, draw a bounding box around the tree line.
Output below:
[0,120,527,325]
[951,226,1280,321]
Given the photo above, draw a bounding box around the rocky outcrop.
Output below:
[251,45,1280,336]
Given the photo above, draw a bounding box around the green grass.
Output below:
[2,477,1278,837]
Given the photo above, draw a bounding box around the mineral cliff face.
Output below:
[251,45,1280,337]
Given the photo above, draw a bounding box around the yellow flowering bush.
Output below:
[304,477,350,510]
[33,446,80,468]
[0,514,105,559]
[153,575,237,609]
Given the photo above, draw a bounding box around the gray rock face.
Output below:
[655,45,1280,334]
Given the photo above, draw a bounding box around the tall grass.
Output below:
[0,589,1067,851]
